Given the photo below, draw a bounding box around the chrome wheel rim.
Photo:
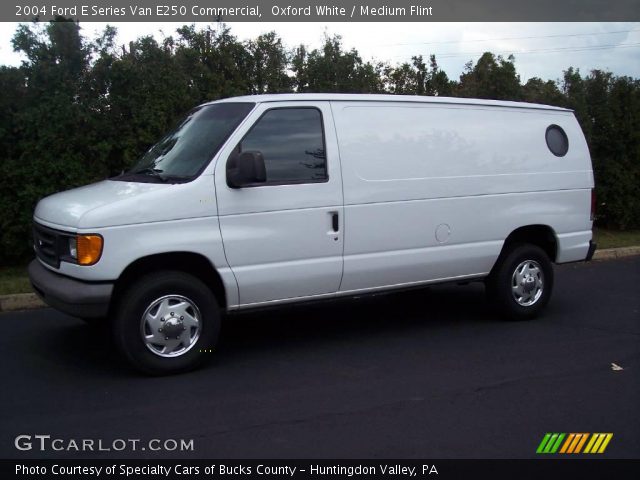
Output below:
[511,260,544,307]
[140,295,202,358]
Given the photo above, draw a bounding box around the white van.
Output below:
[28,94,596,374]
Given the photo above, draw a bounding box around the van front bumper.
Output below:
[586,240,597,261]
[28,260,113,319]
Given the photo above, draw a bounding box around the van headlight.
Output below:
[67,234,103,266]
[68,237,77,259]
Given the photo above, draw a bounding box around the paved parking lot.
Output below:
[1,257,638,459]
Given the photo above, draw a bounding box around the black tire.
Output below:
[485,243,554,321]
[113,271,220,375]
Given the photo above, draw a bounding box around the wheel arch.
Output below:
[110,252,228,315]
[493,225,558,272]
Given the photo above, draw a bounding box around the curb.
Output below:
[592,245,640,261]
[0,293,45,313]
[1,245,639,314]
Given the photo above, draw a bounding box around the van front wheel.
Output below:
[486,244,554,320]
[113,271,220,375]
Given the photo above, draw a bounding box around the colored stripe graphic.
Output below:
[567,433,582,453]
[597,433,614,453]
[574,433,589,453]
[544,433,559,453]
[564,433,582,453]
[550,433,565,453]
[536,433,552,453]
[584,433,613,454]
[559,433,575,453]
[537,433,613,454]
[536,433,565,453]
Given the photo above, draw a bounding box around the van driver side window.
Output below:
[234,108,327,185]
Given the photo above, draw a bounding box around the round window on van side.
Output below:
[545,124,569,157]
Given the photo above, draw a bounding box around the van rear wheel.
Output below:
[113,271,220,375]
[486,244,554,320]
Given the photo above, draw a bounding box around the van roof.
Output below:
[208,93,571,112]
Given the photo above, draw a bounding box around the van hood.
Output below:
[34,180,172,229]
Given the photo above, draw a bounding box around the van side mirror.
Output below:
[226,151,267,188]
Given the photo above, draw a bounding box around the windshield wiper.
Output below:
[131,167,168,182]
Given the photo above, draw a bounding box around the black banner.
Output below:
[4,460,640,480]
[5,0,640,22]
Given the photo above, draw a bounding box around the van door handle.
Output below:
[331,212,339,232]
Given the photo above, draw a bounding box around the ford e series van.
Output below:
[28,94,596,374]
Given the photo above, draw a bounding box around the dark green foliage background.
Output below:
[1,20,639,265]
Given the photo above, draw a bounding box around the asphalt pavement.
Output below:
[1,257,638,459]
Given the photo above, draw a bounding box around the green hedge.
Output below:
[1,20,639,265]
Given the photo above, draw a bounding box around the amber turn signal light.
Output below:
[76,235,103,265]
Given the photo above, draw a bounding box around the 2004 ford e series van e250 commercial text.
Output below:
[28,94,596,374]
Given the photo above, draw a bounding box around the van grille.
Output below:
[33,223,66,268]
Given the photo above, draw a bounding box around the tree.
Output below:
[385,54,454,96]
[0,19,96,263]
[106,35,195,169]
[173,24,252,101]
[584,71,640,228]
[246,32,291,94]
[426,55,454,96]
[293,34,384,93]
[458,52,522,100]
[522,77,564,106]
[1,20,639,265]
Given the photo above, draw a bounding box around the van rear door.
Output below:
[215,102,344,306]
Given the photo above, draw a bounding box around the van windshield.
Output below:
[119,102,254,182]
